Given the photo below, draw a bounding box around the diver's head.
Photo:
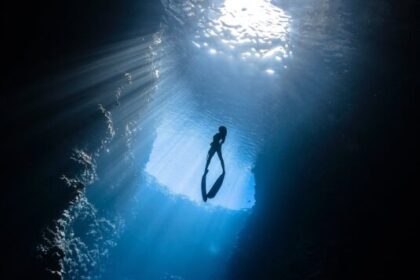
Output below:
[219,126,227,136]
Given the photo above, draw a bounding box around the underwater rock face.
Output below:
[33,32,165,280]
[37,147,124,280]
[38,192,125,280]
[2,0,412,279]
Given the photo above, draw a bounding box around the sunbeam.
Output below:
[29,0,373,279]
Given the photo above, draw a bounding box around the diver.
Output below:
[204,126,227,174]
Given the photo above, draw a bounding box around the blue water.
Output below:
[37,1,360,279]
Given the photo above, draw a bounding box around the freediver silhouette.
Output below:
[202,126,227,202]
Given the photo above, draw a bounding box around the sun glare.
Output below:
[190,0,292,64]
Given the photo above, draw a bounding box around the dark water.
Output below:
[1,0,415,280]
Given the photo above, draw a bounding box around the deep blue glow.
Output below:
[36,0,358,279]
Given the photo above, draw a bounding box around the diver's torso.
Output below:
[211,133,222,147]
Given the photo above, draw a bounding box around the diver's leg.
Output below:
[205,148,216,173]
[216,148,225,173]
